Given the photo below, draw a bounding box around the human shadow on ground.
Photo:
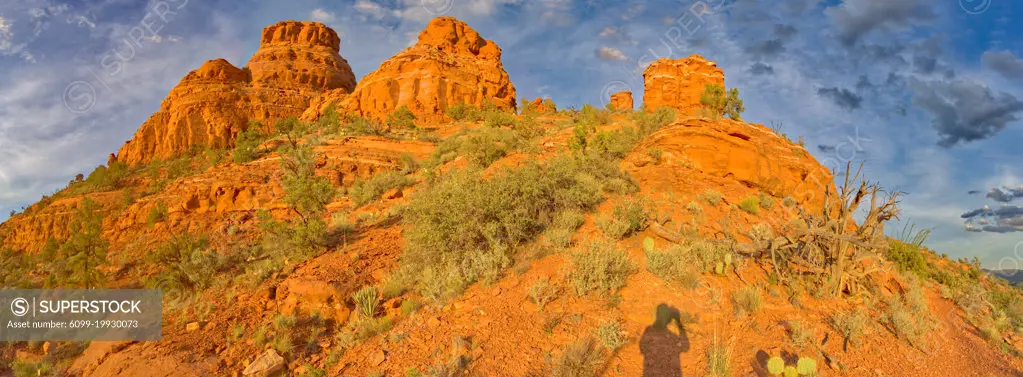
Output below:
[640,303,691,377]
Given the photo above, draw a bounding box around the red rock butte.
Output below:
[115,21,357,166]
[336,16,517,123]
[642,54,724,115]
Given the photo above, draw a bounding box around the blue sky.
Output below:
[2,0,1023,268]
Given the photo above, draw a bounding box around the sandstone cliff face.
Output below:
[116,21,357,166]
[610,90,633,111]
[339,17,516,123]
[642,55,723,115]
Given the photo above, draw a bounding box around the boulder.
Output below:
[242,349,285,377]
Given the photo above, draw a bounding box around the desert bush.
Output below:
[349,171,412,206]
[529,278,558,311]
[552,337,606,377]
[885,280,934,345]
[645,238,700,289]
[232,122,267,163]
[570,240,634,296]
[78,161,130,193]
[398,153,420,174]
[445,103,484,122]
[758,193,774,209]
[353,286,379,318]
[788,320,815,348]
[738,196,760,215]
[331,212,356,235]
[402,155,632,300]
[146,201,168,227]
[886,239,929,278]
[732,286,762,316]
[631,107,676,136]
[595,320,627,351]
[781,196,797,208]
[700,84,725,119]
[341,115,387,136]
[579,104,612,126]
[483,110,518,129]
[832,307,870,350]
[597,197,648,239]
[387,105,417,130]
[430,126,527,168]
[700,190,723,206]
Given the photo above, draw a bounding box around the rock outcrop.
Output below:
[339,17,516,123]
[116,21,357,166]
[642,55,723,115]
[610,90,633,111]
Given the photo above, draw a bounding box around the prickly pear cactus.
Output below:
[724,253,733,266]
[643,237,655,252]
[766,356,785,375]
[796,357,817,375]
[783,366,798,377]
[715,261,725,275]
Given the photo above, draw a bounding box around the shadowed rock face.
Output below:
[116,21,357,166]
[642,55,724,115]
[337,17,517,124]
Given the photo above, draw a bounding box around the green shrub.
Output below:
[552,337,606,377]
[349,171,412,206]
[402,155,632,300]
[788,320,815,348]
[645,240,700,289]
[79,161,129,192]
[483,110,518,128]
[886,240,929,278]
[758,193,774,209]
[148,234,223,301]
[445,103,484,122]
[700,84,725,119]
[700,191,723,206]
[353,286,379,318]
[51,198,108,289]
[387,105,417,130]
[342,115,386,136]
[631,107,676,136]
[275,117,311,148]
[232,122,267,163]
[430,126,527,168]
[594,320,627,351]
[597,197,647,239]
[885,282,934,345]
[738,196,760,215]
[146,201,168,228]
[781,196,797,208]
[570,240,634,296]
[579,104,612,126]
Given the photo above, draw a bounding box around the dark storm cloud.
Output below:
[968,190,982,195]
[773,24,798,39]
[982,50,1023,80]
[817,87,863,111]
[963,203,1023,233]
[749,62,774,76]
[910,78,1023,147]
[746,39,785,58]
[825,0,935,46]
[987,188,1017,203]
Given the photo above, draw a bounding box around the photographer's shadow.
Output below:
[640,303,691,377]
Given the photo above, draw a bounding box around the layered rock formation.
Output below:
[528,97,556,113]
[610,90,633,111]
[339,17,516,123]
[642,55,724,115]
[116,21,357,166]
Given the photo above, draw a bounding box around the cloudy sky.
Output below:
[1,0,1022,268]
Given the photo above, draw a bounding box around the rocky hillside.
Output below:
[2,16,1023,377]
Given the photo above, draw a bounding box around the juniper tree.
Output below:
[61,198,109,289]
[700,84,725,119]
[723,88,745,121]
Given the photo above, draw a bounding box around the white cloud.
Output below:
[596,46,628,61]
[310,8,337,24]
[354,0,394,19]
